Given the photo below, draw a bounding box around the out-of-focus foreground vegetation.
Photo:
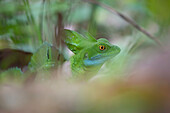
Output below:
[0,0,170,113]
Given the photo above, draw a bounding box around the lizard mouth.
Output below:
[83,46,121,66]
[83,54,116,66]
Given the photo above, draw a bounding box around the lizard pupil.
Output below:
[99,45,105,50]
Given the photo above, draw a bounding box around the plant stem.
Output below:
[83,0,164,47]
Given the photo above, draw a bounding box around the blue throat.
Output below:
[83,55,110,66]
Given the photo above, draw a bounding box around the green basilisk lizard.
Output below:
[64,29,121,79]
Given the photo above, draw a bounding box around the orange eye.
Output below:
[99,45,105,50]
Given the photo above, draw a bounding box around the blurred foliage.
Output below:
[146,0,170,24]
[0,0,170,112]
[0,49,32,70]
[0,0,169,80]
[0,0,169,78]
[28,42,64,72]
[0,67,23,83]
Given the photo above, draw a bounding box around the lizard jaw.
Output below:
[83,56,111,66]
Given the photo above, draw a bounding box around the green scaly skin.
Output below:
[64,29,121,79]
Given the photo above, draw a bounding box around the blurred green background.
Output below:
[0,0,169,78]
[0,0,170,113]
[0,0,170,75]
[0,0,169,50]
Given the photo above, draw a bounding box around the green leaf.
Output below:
[0,67,23,82]
[28,42,64,71]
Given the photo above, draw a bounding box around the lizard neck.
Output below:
[70,50,102,78]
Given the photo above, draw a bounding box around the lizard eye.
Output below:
[99,45,106,50]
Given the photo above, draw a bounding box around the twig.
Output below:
[83,0,163,47]
[55,13,64,70]
[55,13,64,48]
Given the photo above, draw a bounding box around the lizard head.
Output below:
[83,38,121,66]
[64,29,120,67]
